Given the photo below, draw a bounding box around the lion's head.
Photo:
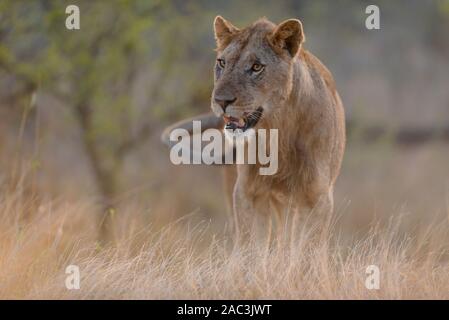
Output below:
[211,16,305,136]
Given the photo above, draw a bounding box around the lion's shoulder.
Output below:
[300,50,337,96]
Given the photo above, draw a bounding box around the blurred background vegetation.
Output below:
[1,0,449,243]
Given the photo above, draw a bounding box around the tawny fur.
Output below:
[161,16,346,238]
[211,16,346,237]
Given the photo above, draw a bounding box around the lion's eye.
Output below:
[251,62,264,73]
[217,59,226,69]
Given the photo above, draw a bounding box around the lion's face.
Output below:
[211,16,304,134]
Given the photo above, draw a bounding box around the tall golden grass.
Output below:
[1,165,449,299]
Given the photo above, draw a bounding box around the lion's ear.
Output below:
[269,19,305,57]
[214,16,239,50]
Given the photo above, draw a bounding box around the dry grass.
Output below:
[1,169,449,300]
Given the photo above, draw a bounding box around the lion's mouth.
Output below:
[223,107,263,132]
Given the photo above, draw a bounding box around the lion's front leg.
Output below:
[232,173,256,243]
[293,187,334,244]
[232,166,273,246]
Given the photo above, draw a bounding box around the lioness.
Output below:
[162,16,345,238]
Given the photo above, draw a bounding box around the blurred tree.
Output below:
[0,0,181,243]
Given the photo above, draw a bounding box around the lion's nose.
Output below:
[214,96,236,112]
